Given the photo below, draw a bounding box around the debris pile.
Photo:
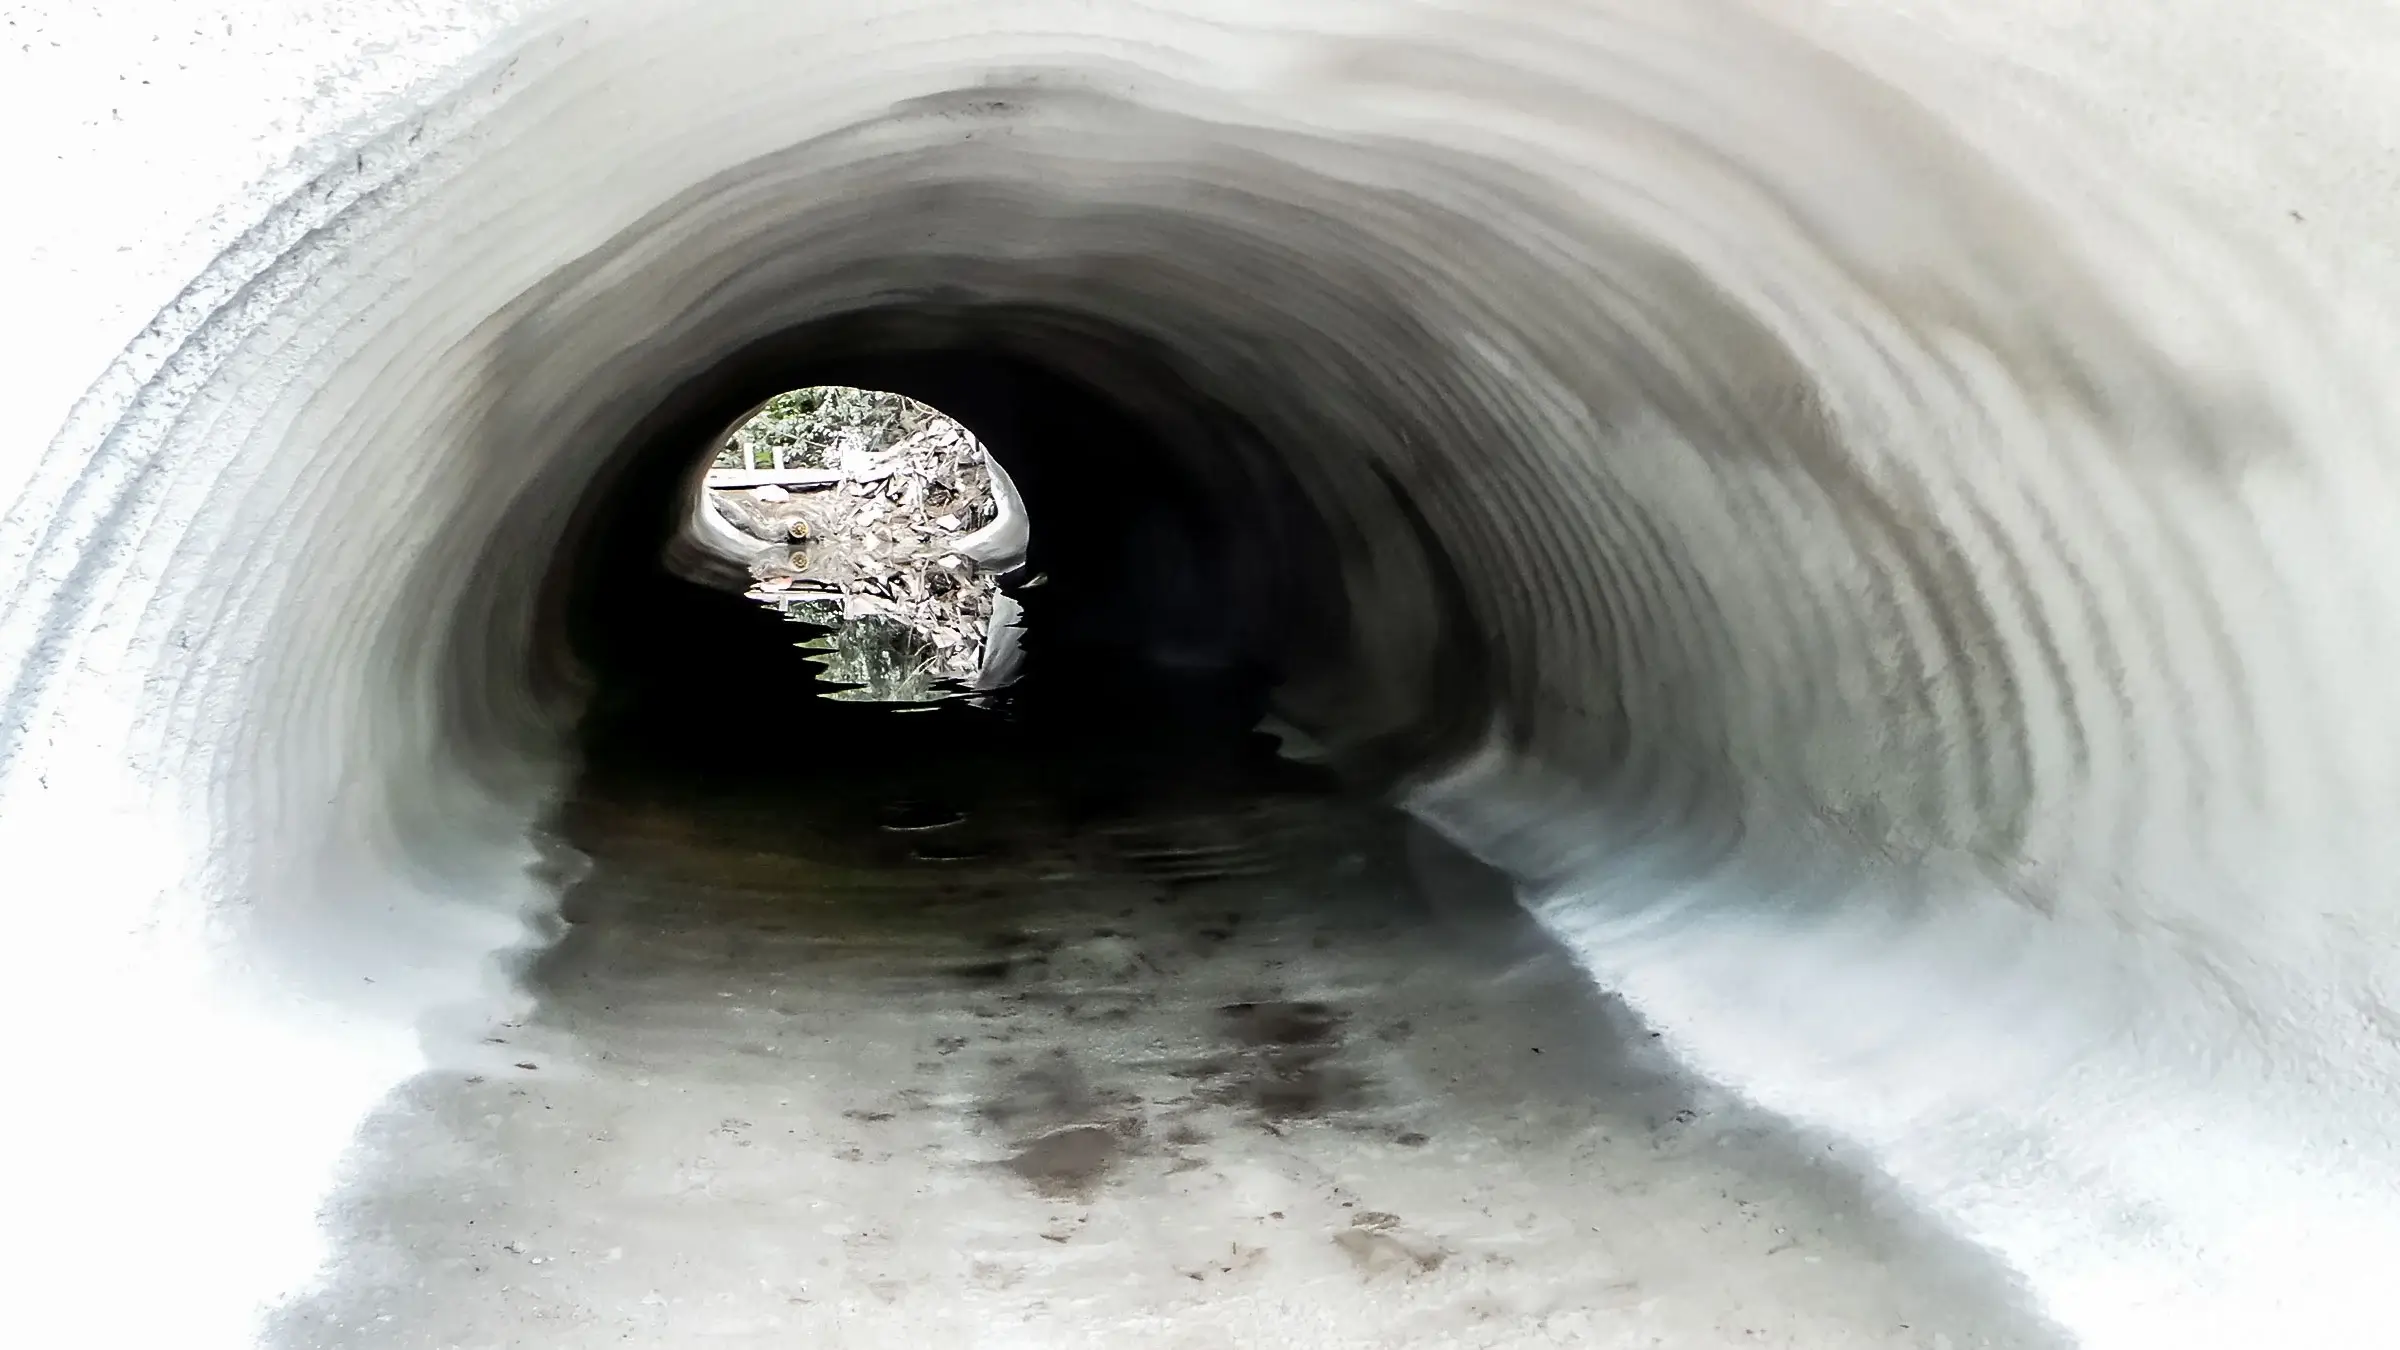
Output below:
[708,393,1002,697]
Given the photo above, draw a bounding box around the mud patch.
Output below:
[1004,1121,1141,1198]
[979,1052,1110,1131]
[980,1050,1149,1196]
[1221,1000,1340,1047]
[1233,1052,1368,1120]
[1177,1001,1371,1121]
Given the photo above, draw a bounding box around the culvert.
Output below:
[8,3,2400,1348]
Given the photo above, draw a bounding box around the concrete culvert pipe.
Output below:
[8,2,2400,1347]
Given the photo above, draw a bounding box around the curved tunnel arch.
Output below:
[10,2,2400,1347]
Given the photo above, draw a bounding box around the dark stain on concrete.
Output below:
[1221,1000,1341,1046]
[978,1049,1153,1197]
[1174,1000,1370,1120]
[1004,1120,1143,1198]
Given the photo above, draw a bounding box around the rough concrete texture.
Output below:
[7,3,2400,1349]
[269,715,2065,1349]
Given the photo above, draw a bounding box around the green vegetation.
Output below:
[715,386,939,471]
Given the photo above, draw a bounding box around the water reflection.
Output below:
[788,604,962,703]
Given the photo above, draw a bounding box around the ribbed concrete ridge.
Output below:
[7,2,2400,1347]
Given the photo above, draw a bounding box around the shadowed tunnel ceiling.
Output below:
[10,2,2400,1347]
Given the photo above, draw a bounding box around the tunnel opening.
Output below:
[703,384,1016,703]
[556,307,1448,790]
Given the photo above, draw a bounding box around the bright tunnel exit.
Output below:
[692,385,1029,701]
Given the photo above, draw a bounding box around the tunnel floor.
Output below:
[266,695,2064,1349]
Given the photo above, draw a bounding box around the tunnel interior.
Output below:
[314,128,2091,1339]
[289,303,2077,1350]
[333,252,2090,1350]
[18,3,2400,1347]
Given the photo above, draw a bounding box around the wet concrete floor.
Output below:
[270,701,2066,1349]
